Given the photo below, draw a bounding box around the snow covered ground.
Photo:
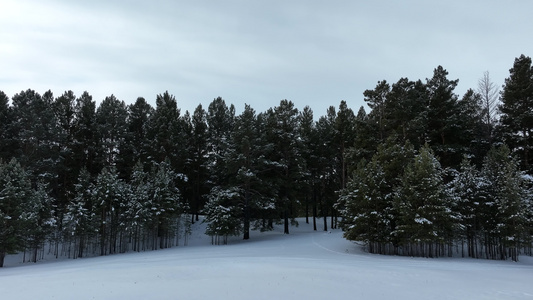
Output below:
[1,219,532,299]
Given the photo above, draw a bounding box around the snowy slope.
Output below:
[1,218,532,299]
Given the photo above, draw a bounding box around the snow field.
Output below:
[1,218,532,299]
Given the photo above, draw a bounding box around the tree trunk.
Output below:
[284,209,289,234]
[321,194,327,232]
[0,251,5,268]
[313,204,317,231]
[312,186,317,231]
[524,129,530,170]
[100,227,106,256]
[32,247,38,263]
[305,194,309,224]
[243,189,251,240]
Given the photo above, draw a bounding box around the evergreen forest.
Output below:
[1,55,533,267]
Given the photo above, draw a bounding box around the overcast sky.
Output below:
[1,0,532,116]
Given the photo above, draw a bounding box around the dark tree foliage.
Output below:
[53,91,78,210]
[206,97,235,187]
[263,100,304,234]
[457,89,487,166]
[338,157,390,253]
[147,91,185,169]
[186,104,209,222]
[314,107,339,231]
[95,95,129,176]
[480,145,529,261]
[0,91,13,159]
[63,167,96,258]
[298,106,316,227]
[339,58,532,260]
[73,92,99,177]
[0,159,36,267]
[10,89,60,183]
[394,145,456,258]
[1,55,532,265]
[374,78,428,148]
[449,156,490,259]
[363,80,390,142]
[338,138,415,254]
[203,187,242,245]
[499,55,533,173]
[121,97,153,180]
[335,101,356,190]
[348,106,377,166]
[225,104,272,239]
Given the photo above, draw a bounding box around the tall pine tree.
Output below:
[499,55,533,172]
[0,159,36,267]
[394,145,455,257]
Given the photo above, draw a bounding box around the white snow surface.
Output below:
[2,219,533,299]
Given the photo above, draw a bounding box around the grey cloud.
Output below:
[1,0,532,115]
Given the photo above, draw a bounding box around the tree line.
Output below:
[1,55,532,266]
[337,56,533,261]
[0,88,349,266]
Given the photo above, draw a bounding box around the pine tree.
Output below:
[206,97,235,187]
[364,80,390,142]
[349,106,378,164]
[126,161,151,251]
[0,91,12,159]
[147,160,187,250]
[481,145,528,261]
[449,156,488,258]
[255,111,282,231]
[227,104,271,239]
[0,159,35,267]
[425,66,462,168]
[314,106,339,231]
[335,101,356,191]
[394,145,455,257]
[122,97,153,179]
[264,100,303,234]
[26,181,56,263]
[298,106,315,226]
[186,104,209,223]
[95,95,129,173]
[373,138,416,248]
[147,91,185,170]
[457,89,486,166]
[203,187,242,245]
[63,167,96,258]
[338,137,415,254]
[73,92,98,177]
[93,166,124,255]
[499,55,533,172]
[338,157,391,253]
[53,90,78,213]
[383,78,428,148]
[9,89,60,184]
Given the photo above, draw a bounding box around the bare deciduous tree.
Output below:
[477,71,499,140]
